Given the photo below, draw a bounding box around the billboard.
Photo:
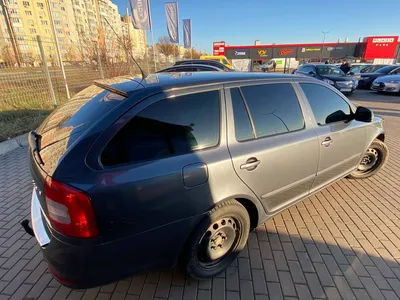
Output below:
[363,36,398,59]
[213,42,226,56]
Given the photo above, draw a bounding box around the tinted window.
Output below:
[375,66,397,74]
[240,84,304,138]
[301,83,351,125]
[299,66,312,73]
[102,91,220,166]
[230,88,254,141]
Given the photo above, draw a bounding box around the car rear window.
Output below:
[101,90,220,166]
[38,85,126,149]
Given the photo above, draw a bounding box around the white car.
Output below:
[371,75,400,93]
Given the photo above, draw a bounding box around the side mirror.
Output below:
[355,106,374,122]
[308,71,316,76]
[347,71,355,76]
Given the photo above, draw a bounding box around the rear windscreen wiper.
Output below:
[28,131,44,165]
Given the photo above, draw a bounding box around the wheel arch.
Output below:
[376,133,385,142]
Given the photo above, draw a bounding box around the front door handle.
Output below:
[240,157,261,171]
[321,137,332,147]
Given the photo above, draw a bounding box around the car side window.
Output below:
[230,88,255,141]
[240,83,305,138]
[300,83,352,126]
[101,90,220,166]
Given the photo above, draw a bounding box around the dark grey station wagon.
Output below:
[23,72,388,288]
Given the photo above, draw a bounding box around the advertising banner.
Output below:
[322,44,357,58]
[129,0,151,30]
[165,2,179,43]
[183,19,191,49]
[363,36,398,59]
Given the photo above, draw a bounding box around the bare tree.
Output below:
[183,48,202,59]
[1,45,16,66]
[156,36,178,58]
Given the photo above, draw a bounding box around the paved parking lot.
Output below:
[0,90,400,300]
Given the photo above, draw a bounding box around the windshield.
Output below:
[375,66,396,74]
[316,65,345,76]
[222,59,229,65]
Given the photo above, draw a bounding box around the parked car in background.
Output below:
[23,72,387,289]
[175,59,234,71]
[157,64,223,73]
[358,65,400,89]
[199,55,233,69]
[371,75,400,94]
[295,64,357,95]
[350,64,388,74]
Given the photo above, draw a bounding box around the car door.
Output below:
[226,82,319,214]
[298,82,367,192]
[89,87,237,242]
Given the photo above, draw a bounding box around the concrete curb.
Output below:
[0,133,28,156]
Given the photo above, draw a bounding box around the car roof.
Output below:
[112,72,303,95]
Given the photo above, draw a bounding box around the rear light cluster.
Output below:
[44,178,99,238]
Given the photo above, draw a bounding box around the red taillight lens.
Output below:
[44,177,99,238]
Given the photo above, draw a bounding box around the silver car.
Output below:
[371,75,400,93]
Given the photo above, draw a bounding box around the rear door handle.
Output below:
[321,137,332,147]
[240,158,261,171]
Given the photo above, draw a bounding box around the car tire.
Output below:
[347,139,389,179]
[184,199,250,279]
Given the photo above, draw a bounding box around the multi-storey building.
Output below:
[121,14,147,59]
[0,0,140,65]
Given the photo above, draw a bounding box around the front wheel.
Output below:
[184,199,250,279]
[348,139,389,179]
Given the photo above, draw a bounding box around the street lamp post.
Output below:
[321,31,329,62]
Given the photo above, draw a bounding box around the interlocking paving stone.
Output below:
[1,91,400,299]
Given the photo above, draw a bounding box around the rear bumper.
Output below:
[29,190,202,289]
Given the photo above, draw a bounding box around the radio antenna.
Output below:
[102,16,147,80]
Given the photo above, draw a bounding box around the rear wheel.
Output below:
[348,139,389,179]
[184,200,250,279]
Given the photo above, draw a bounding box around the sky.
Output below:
[113,0,400,53]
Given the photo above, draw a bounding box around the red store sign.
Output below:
[278,49,294,56]
[363,36,398,59]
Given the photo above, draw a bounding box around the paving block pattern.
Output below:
[0,90,400,299]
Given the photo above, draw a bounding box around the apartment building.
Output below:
[0,0,79,63]
[0,0,147,65]
[121,14,147,59]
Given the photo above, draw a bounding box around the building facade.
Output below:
[0,0,146,65]
[121,14,147,59]
[214,36,400,64]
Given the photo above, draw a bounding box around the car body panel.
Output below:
[224,83,319,214]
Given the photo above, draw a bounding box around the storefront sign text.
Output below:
[301,47,321,52]
[234,50,247,56]
[257,49,268,57]
[278,49,294,56]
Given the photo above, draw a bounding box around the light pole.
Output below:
[321,31,329,62]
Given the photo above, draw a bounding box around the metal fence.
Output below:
[0,35,171,141]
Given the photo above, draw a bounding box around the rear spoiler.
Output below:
[28,131,44,165]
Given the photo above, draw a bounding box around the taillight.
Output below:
[44,177,99,238]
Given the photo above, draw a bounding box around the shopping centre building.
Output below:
[213,36,400,64]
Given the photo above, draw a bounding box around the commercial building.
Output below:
[214,36,400,65]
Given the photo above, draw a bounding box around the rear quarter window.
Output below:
[101,90,221,166]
